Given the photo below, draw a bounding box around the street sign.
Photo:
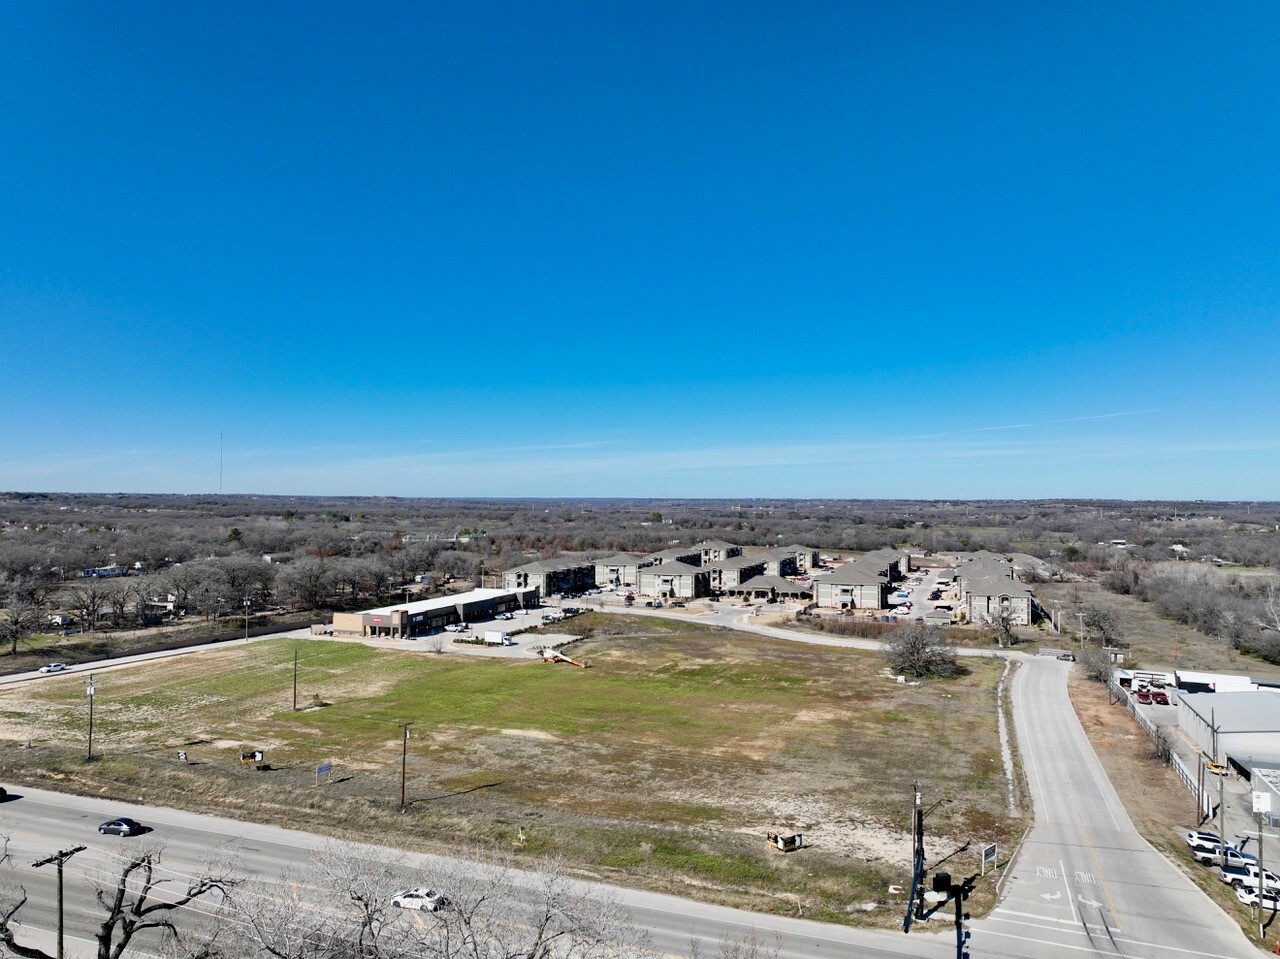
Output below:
[981,842,997,875]
[1254,791,1273,814]
[316,761,333,785]
[177,750,187,763]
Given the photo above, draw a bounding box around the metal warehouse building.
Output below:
[1177,690,1280,764]
[331,587,538,639]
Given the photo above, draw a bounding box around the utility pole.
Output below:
[398,721,414,813]
[1257,810,1267,942]
[904,782,925,932]
[84,674,97,760]
[243,598,251,642]
[1211,711,1229,864]
[32,845,87,959]
[1076,612,1086,653]
[292,647,299,711]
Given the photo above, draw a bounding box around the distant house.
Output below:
[638,561,710,600]
[759,549,798,578]
[593,553,642,587]
[638,546,701,570]
[502,559,595,595]
[694,540,742,565]
[707,555,766,592]
[813,560,890,610]
[777,545,820,574]
[81,564,126,578]
[957,559,1033,626]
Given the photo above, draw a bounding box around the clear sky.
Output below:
[2,2,1277,499]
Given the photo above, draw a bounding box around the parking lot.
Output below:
[886,565,957,620]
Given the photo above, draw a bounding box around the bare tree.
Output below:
[274,558,334,611]
[1078,646,1113,682]
[883,622,959,678]
[60,580,112,634]
[0,598,43,656]
[986,609,1018,647]
[91,850,236,959]
[235,845,650,959]
[0,844,235,959]
[1258,581,1280,634]
[1081,603,1122,646]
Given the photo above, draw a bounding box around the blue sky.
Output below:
[2,2,1277,499]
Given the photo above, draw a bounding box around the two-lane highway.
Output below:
[976,656,1256,958]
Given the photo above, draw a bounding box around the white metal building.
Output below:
[1177,690,1280,764]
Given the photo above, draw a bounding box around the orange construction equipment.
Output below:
[539,648,590,668]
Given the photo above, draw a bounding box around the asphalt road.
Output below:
[977,655,1257,958]
[0,607,1264,958]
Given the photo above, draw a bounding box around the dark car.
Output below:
[1057,653,1076,662]
[99,817,144,837]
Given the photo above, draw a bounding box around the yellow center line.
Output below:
[1082,823,1121,930]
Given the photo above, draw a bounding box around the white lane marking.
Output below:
[989,914,1112,935]
[981,922,1251,959]
[992,908,1093,926]
[1079,896,1103,908]
[1060,857,1079,924]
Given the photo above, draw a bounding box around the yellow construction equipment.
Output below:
[766,832,804,852]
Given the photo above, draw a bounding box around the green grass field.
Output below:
[0,614,1019,924]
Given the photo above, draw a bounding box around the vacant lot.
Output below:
[0,615,1020,924]
[1036,580,1280,679]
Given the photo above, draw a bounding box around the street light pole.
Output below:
[292,647,299,712]
[33,845,86,959]
[244,598,251,642]
[398,721,414,813]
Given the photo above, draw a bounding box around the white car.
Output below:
[1236,885,1280,909]
[38,663,68,674]
[444,624,468,632]
[391,887,451,912]
[495,612,515,621]
[1185,829,1223,848]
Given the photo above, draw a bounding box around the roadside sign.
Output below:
[1254,792,1272,814]
[981,842,998,875]
[316,761,333,785]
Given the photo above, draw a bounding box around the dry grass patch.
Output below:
[0,626,1021,926]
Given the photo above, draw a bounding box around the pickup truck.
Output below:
[1191,844,1257,869]
[1220,863,1280,890]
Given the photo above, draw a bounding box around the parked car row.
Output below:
[1185,829,1267,887]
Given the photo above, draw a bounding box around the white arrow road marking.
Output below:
[1078,896,1102,908]
[1040,892,1061,901]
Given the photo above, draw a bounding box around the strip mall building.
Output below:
[330,587,538,639]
